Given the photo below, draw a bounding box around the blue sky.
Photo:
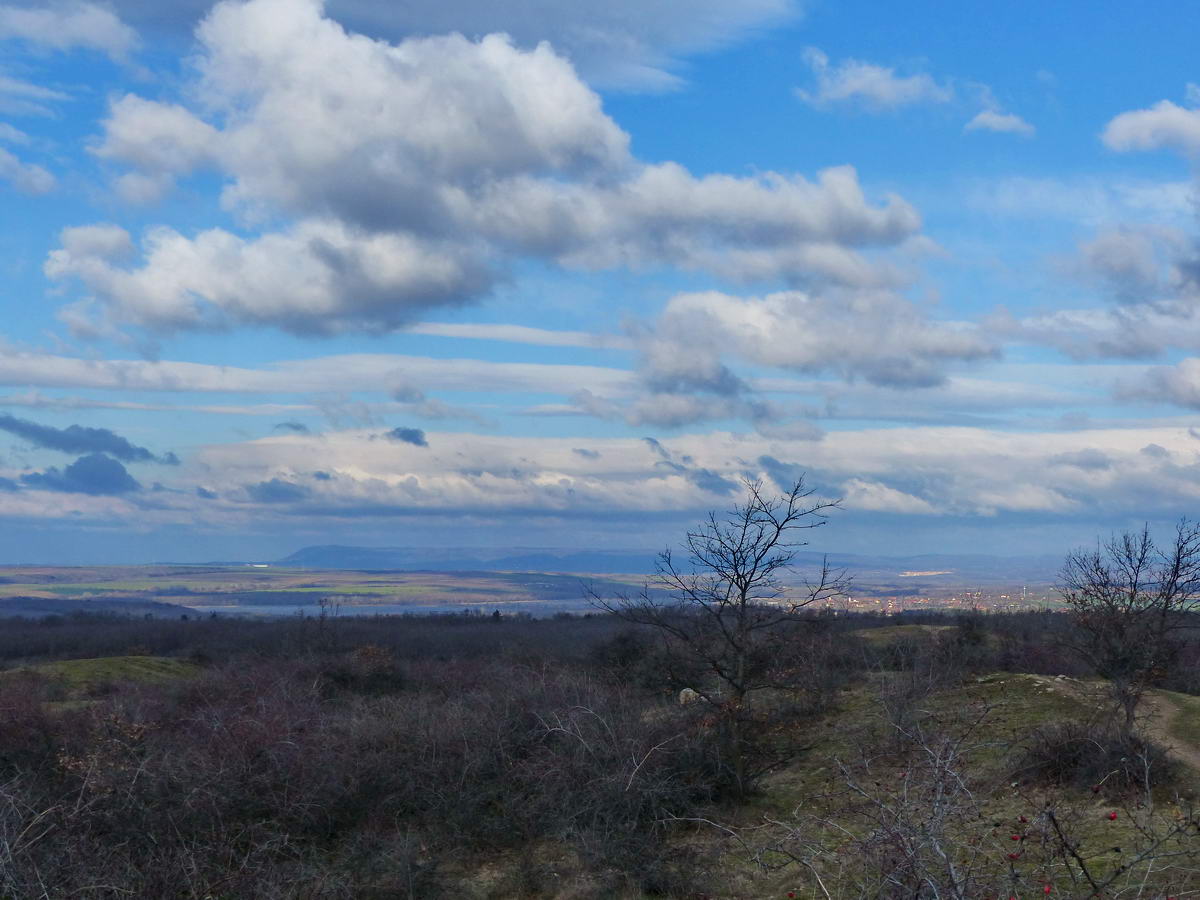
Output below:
[1,0,1199,564]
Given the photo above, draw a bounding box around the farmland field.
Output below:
[0,564,646,617]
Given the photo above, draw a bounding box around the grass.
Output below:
[2,655,200,698]
[1159,690,1200,749]
[850,623,959,643]
[713,671,1200,898]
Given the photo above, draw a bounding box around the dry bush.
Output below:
[0,651,723,897]
[1013,720,1179,793]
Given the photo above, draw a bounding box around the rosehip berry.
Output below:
[1108,811,1118,821]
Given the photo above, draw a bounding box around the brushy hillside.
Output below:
[0,611,1197,898]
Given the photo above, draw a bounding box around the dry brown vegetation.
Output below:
[0,607,1197,897]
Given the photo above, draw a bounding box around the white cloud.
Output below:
[0,145,53,192]
[548,287,998,430]
[69,0,924,336]
[796,47,952,111]
[98,421,1200,527]
[996,303,1200,361]
[0,347,633,398]
[841,478,937,514]
[638,289,996,390]
[0,122,28,143]
[0,2,138,62]
[93,95,219,202]
[1103,98,1200,158]
[0,74,70,117]
[964,108,1034,137]
[47,220,493,335]
[1073,225,1195,305]
[410,322,631,350]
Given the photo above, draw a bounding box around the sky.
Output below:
[1,0,1199,564]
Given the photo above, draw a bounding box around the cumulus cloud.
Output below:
[796,48,952,111]
[383,426,428,447]
[1074,225,1197,305]
[48,220,493,335]
[0,146,53,193]
[0,1,138,62]
[62,0,923,337]
[638,289,996,390]
[1104,97,1200,158]
[964,109,1034,137]
[93,95,219,203]
[19,452,141,495]
[0,412,175,463]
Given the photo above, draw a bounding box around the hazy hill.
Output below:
[278,544,1061,586]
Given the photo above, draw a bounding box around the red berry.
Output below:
[1007,852,1020,860]
[1045,887,1052,895]
[1019,815,1028,823]
[1108,811,1118,821]
[1011,834,1021,841]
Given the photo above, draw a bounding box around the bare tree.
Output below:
[1058,519,1200,732]
[590,477,846,799]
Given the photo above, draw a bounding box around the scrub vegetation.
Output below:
[0,605,1198,898]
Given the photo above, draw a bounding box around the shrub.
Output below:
[1013,720,1178,792]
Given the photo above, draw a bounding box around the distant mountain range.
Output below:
[275,544,1062,586]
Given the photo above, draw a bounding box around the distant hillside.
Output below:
[277,544,1061,585]
[277,545,658,574]
[0,596,198,618]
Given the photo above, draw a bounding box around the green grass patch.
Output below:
[3,655,199,697]
[1158,690,1200,749]
[851,623,958,644]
